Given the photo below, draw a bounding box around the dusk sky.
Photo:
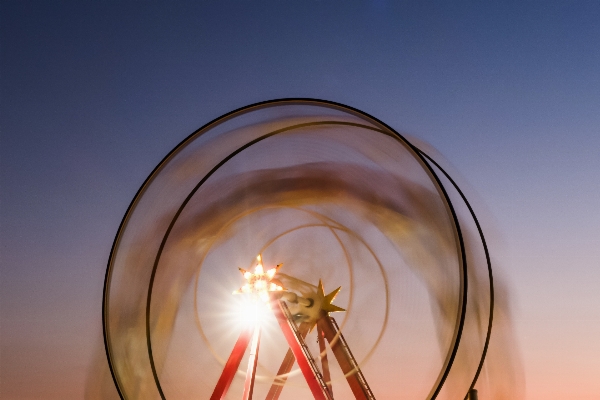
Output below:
[1,1,599,399]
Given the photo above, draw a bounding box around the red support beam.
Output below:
[271,300,332,400]
[242,324,261,400]
[318,314,374,400]
[210,325,255,400]
[265,322,310,400]
[318,327,333,397]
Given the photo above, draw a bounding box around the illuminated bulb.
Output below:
[255,280,266,290]
[233,255,283,304]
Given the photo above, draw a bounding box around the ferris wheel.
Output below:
[103,99,492,399]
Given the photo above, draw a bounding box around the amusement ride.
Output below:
[103,99,492,399]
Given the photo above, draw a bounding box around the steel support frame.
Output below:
[211,325,255,400]
[211,302,375,400]
[265,322,310,400]
[242,324,261,400]
[270,300,332,400]
[317,314,374,400]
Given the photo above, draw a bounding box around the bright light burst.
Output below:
[234,297,271,327]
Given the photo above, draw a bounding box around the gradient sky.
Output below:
[1,1,599,399]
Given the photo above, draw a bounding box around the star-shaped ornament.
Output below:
[317,279,346,314]
[233,254,285,302]
[290,279,346,329]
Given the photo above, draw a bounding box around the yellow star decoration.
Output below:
[233,254,284,302]
[317,279,346,314]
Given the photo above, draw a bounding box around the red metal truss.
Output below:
[210,325,255,400]
[317,314,375,400]
[210,301,375,400]
[270,300,333,400]
[265,322,311,400]
[317,326,333,397]
[242,324,261,400]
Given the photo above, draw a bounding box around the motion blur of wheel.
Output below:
[103,99,493,399]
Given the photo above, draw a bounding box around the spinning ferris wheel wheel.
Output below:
[103,99,493,399]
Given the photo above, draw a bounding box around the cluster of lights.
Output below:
[234,255,284,302]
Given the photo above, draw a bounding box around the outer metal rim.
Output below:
[417,151,494,398]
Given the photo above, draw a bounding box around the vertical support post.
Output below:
[265,322,310,400]
[210,325,255,400]
[242,323,261,400]
[318,327,333,397]
[468,389,478,400]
